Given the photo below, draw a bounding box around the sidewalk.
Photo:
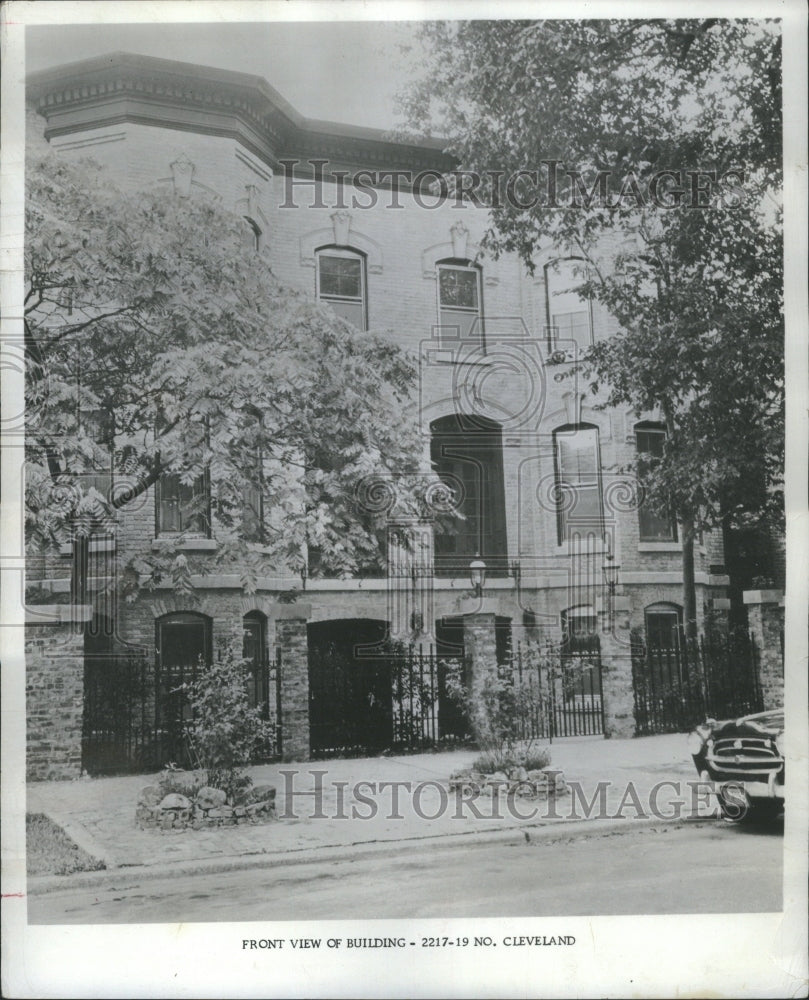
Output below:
[26,734,704,880]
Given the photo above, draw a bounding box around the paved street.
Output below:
[29,817,783,923]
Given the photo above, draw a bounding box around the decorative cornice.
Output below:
[28,52,456,179]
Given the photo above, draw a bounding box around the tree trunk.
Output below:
[681,513,698,640]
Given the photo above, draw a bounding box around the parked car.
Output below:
[688,708,784,821]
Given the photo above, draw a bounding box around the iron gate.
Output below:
[307,636,461,757]
[631,629,763,735]
[508,639,604,739]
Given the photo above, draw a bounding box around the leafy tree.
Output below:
[25,125,431,594]
[398,19,783,634]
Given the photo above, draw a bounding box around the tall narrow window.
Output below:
[430,414,507,576]
[317,248,366,330]
[241,218,261,253]
[242,447,265,544]
[545,258,593,352]
[437,260,483,344]
[635,423,677,541]
[243,611,269,712]
[78,408,113,498]
[156,471,210,536]
[553,424,603,543]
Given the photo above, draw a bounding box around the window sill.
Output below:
[59,537,117,557]
[638,542,681,552]
[152,537,217,552]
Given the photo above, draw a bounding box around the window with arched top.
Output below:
[316,246,367,329]
[545,258,593,352]
[242,217,261,253]
[436,258,483,345]
[243,611,269,712]
[553,424,603,543]
[644,602,683,652]
[635,422,677,542]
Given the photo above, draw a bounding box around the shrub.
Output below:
[183,631,275,803]
[445,653,552,773]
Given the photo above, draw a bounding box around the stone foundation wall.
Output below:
[26,625,85,780]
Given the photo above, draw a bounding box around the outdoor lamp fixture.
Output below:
[470,554,487,598]
[602,553,620,594]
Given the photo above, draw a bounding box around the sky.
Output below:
[25,20,424,131]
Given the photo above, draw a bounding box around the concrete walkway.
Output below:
[27,734,706,879]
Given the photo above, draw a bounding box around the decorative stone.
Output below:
[196,787,227,810]
[234,806,246,818]
[161,813,174,830]
[138,785,161,806]
[509,766,528,782]
[251,784,277,803]
[159,793,192,810]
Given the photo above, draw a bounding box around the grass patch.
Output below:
[26,813,106,877]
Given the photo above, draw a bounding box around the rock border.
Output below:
[136,781,277,831]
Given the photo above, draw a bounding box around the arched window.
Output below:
[436,258,483,345]
[561,605,597,641]
[155,612,211,749]
[644,602,683,651]
[156,612,211,672]
[430,414,507,576]
[241,217,261,253]
[553,424,603,543]
[243,611,269,711]
[635,422,677,542]
[316,246,367,329]
[545,258,593,352]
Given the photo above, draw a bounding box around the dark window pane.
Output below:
[438,267,479,309]
[158,473,207,534]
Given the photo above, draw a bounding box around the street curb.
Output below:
[26,813,718,897]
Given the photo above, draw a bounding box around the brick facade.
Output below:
[24,53,761,770]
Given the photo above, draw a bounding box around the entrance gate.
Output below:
[307,619,457,757]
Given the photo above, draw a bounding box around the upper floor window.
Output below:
[78,407,113,499]
[545,258,593,353]
[635,423,677,542]
[553,424,603,543]
[317,247,366,330]
[437,260,483,344]
[156,470,210,536]
[241,218,261,253]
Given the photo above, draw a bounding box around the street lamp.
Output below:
[470,554,487,598]
[602,553,621,594]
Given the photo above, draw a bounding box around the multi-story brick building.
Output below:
[26,52,777,778]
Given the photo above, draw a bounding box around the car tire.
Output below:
[717,787,782,823]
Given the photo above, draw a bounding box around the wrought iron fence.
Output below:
[81,650,282,775]
[631,628,763,736]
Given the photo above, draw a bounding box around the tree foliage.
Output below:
[25,132,431,589]
[399,19,784,629]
